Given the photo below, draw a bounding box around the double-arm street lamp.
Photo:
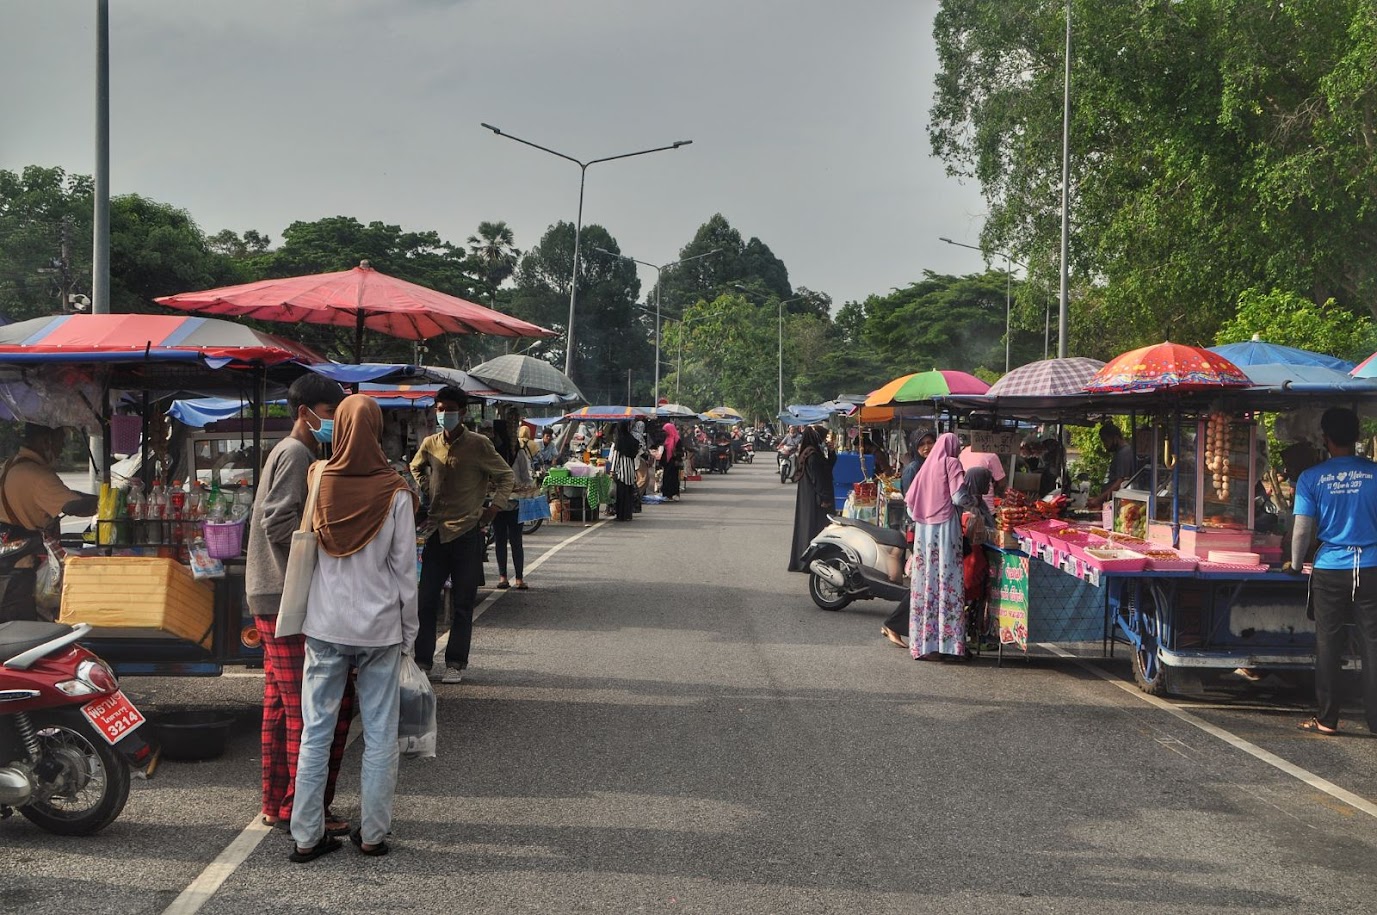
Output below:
[480,123,692,383]
[592,247,719,407]
[734,286,807,415]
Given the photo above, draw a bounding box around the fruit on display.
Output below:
[1115,499,1146,539]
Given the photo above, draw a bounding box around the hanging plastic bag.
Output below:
[34,540,65,615]
[397,654,436,759]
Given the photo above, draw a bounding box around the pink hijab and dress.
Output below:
[905,433,969,658]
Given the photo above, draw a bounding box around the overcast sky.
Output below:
[1,0,991,309]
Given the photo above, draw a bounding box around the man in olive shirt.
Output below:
[410,388,514,684]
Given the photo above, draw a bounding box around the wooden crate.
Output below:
[60,557,214,648]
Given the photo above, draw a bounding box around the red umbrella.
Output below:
[1084,341,1251,393]
[155,260,552,361]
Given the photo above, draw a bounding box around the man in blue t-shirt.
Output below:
[1292,407,1377,736]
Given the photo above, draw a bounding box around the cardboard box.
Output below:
[60,557,214,648]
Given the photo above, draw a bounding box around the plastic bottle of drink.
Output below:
[126,480,146,521]
[208,479,224,522]
[149,480,168,544]
[169,481,186,548]
[230,487,252,522]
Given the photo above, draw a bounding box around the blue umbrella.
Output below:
[1208,338,1355,371]
[1242,364,1370,387]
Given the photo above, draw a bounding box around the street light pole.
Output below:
[1058,0,1072,358]
[939,237,1025,372]
[481,124,692,384]
[733,286,806,415]
[592,247,719,407]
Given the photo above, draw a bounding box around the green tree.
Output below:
[1214,289,1374,362]
[930,0,1377,357]
[654,214,793,312]
[510,222,652,403]
[0,166,93,323]
[465,220,520,308]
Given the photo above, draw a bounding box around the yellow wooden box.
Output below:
[59,557,215,648]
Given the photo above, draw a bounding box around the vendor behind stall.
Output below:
[1088,421,1136,509]
[0,424,98,622]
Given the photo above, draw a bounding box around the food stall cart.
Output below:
[0,314,324,676]
[939,376,1377,695]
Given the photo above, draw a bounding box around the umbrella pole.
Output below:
[353,311,366,364]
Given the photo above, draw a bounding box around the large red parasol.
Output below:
[1084,341,1251,393]
[155,260,552,361]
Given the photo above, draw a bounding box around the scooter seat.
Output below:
[834,516,908,549]
[0,621,74,665]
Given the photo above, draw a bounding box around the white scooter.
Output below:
[799,516,910,611]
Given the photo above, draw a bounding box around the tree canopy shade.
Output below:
[653,214,793,315]
[930,0,1377,358]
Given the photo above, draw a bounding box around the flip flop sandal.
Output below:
[1298,717,1340,736]
[289,834,342,863]
[495,581,511,590]
[515,582,529,590]
[261,816,288,831]
[350,828,390,857]
[325,817,351,836]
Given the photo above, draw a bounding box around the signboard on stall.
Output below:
[970,430,1020,455]
[991,552,1030,650]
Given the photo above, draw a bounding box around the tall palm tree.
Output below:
[466,221,520,308]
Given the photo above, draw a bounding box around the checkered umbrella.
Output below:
[986,357,1106,397]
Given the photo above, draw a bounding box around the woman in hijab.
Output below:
[661,422,683,501]
[632,420,652,499]
[904,431,978,660]
[787,425,837,572]
[900,428,937,497]
[610,421,641,522]
[291,395,418,861]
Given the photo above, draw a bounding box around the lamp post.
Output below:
[480,124,692,384]
[939,236,1035,371]
[733,286,806,415]
[1058,0,1072,358]
[662,310,716,404]
[592,247,719,407]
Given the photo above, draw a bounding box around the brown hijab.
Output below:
[313,395,417,557]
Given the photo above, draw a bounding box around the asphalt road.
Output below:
[5,460,1377,914]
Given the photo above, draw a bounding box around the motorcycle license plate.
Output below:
[80,690,146,745]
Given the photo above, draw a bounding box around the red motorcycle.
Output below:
[0,621,154,835]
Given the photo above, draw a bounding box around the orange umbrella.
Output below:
[1085,342,1251,393]
[156,260,552,362]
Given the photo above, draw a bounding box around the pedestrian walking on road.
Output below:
[246,374,353,837]
[290,395,418,862]
[787,426,836,572]
[410,387,514,684]
[610,421,641,522]
[491,415,531,589]
[661,421,683,501]
[1291,407,1377,737]
[905,432,975,660]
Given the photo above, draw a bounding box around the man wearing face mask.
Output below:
[0,424,98,622]
[246,374,354,836]
[410,387,514,684]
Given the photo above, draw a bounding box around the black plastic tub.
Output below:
[150,709,236,761]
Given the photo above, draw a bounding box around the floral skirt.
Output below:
[909,517,966,658]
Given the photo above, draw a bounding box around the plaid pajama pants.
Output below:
[256,614,356,821]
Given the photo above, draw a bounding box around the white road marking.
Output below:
[160,521,607,915]
[1040,643,1377,820]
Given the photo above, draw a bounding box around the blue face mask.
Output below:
[307,409,334,444]
[437,411,460,433]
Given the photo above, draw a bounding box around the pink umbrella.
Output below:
[156,260,552,361]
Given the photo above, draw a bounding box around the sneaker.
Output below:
[426,661,446,683]
[441,665,465,685]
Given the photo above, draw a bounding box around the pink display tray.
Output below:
[1197,561,1270,575]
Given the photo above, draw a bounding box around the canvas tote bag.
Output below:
[275,462,324,638]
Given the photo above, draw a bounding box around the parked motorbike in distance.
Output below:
[776,443,797,484]
[799,515,910,611]
[1,621,154,835]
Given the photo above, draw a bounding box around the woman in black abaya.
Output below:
[610,421,641,522]
[787,426,837,572]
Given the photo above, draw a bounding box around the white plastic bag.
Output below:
[34,541,64,614]
[397,654,437,759]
